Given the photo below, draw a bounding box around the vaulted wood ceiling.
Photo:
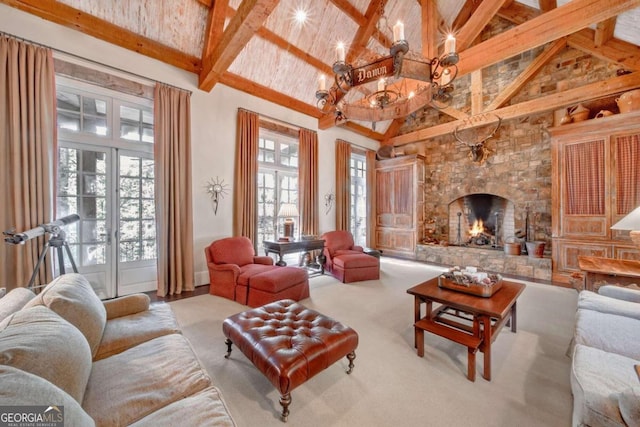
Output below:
[2,0,640,145]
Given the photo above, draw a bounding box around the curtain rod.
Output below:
[1,31,192,95]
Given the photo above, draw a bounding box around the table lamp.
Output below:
[611,205,640,251]
[278,203,299,241]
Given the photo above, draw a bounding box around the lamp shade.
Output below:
[278,204,299,218]
[611,206,640,230]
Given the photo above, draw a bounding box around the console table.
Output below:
[578,256,640,292]
[263,239,325,275]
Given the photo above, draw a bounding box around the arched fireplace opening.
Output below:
[448,193,515,248]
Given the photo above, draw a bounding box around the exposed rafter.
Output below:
[387,71,640,146]
[199,0,280,91]
[202,0,229,59]
[455,0,509,52]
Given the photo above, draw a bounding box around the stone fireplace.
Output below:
[448,193,515,248]
[408,117,553,282]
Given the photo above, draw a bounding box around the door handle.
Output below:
[100,229,112,245]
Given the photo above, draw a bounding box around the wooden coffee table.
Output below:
[407,277,525,381]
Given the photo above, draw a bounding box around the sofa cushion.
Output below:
[0,287,35,322]
[599,285,640,303]
[574,308,640,359]
[83,334,211,426]
[578,290,640,320]
[618,385,640,427]
[129,386,235,427]
[0,305,92,403]
[0,365,96,427]
[24,273,106,357]
[571,344,638,427]
[237,264,274,287]
[94,302,180,361]
[103,293,150,320]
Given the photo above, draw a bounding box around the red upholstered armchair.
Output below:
[321,231,380,283]
[205,236,310,306]
[205,237,275,303]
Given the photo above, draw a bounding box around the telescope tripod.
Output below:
[28,232,78,289]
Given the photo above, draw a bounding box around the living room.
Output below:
[1,1,640,426]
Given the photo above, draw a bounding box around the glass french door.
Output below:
[56,142,157,299]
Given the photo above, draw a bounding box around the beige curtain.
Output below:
[335,139,351,231]
[366,149,376,248]
[0,36,56,290]
[234,109,259,241]
[154,83,194,296]
[565,140,605,216]
[616,134,640,215]
[299,128,318,236]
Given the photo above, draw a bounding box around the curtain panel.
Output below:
[366,149,376,248]
[234,109,259,241]
[335,140,351,231]
[0,36,56,290]
[565,140,605,216]
[154,83,194,296]
[616,134,640,215]
[299,128,319,236]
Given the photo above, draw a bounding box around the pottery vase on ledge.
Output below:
[569,104,590,122]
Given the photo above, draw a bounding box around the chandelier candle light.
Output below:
[316,7,459,124]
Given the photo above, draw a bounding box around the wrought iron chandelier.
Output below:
[315,2,459,124]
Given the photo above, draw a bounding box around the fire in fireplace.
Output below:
[448,193,515,248]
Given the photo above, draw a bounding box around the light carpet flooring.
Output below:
[170,257,578,427]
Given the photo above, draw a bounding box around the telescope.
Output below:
[4,214,80,245]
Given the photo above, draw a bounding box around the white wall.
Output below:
[0,4,379,285]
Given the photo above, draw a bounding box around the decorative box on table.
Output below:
[438,267,503,297]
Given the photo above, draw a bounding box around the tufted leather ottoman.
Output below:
[222,299,358,422]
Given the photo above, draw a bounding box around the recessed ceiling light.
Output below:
[294,8,308,24]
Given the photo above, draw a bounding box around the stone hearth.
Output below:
[416,244,551,281]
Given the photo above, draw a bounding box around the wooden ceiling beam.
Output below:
[452,0,482,32]
[347,0,386,64]
[485,38,567,111]
[0,0,201,73]
[196,0,213,8]
[457,0,640,78]
[456,0,509,52]
[538,0,557,12]
[421,0,439,60]
[219,72,322,119]
[595,17,617,47]
[199,0,280,91]
[498,1,640,72]
[382,118,405,143]
[201,0,229,59]
[387,71,640,146]
[329,0,392,48]
[342,121,385,141]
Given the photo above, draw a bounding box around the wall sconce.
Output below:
[324,192,335,215]
[205,177,229,215]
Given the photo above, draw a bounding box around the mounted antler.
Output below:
[453,115,502,164]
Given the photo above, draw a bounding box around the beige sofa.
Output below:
[571,285,640,427]
[0,273,235,426]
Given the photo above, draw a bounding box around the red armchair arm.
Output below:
[352,245,364,252]
[253,256,274,265]
[207,263,241,300]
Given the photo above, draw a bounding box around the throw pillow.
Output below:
[0,306,92,403]
[24,273,106,357]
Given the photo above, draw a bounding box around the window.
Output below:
[350,153,367,247]
[257,130,299,242]
[55,76,156,298]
